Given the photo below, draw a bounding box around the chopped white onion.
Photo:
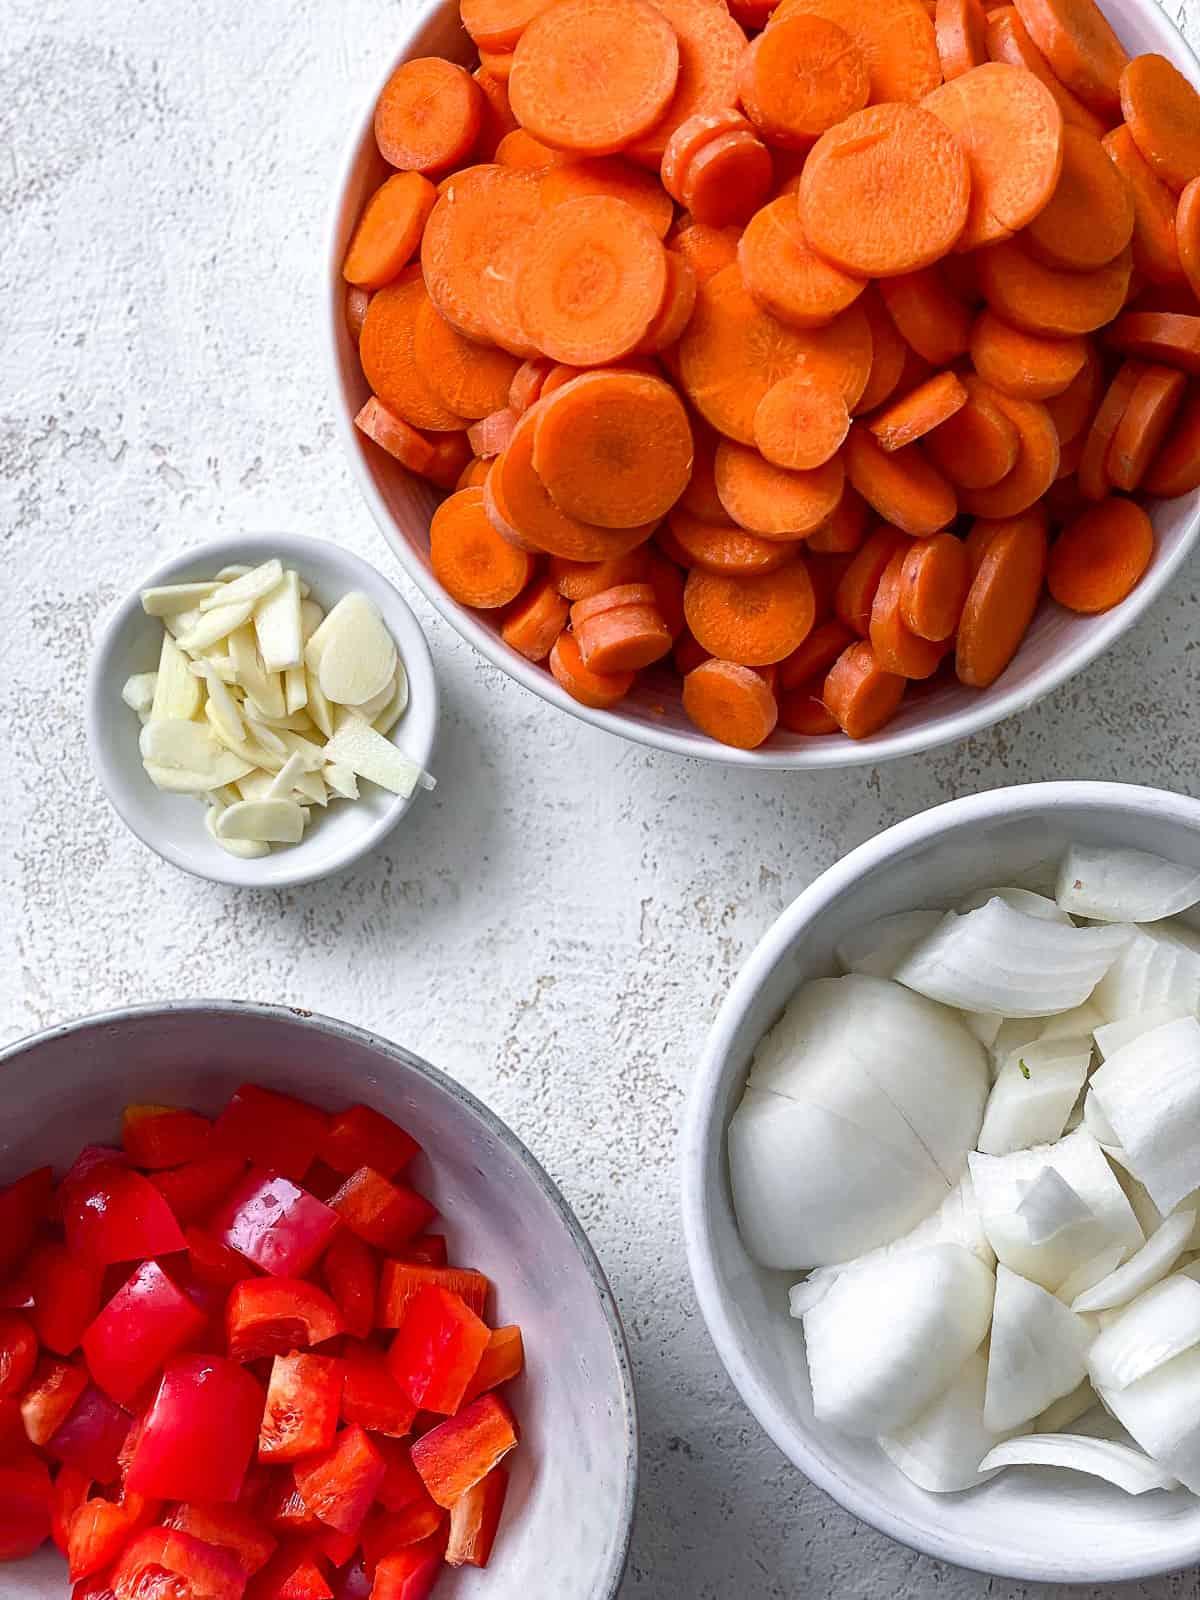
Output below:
[1088,1275,1200,1390]
[1040,1002,1105,1041]
[1082,1090,1120,1148]
[835,910,943,979]
[880,1352,1011,1492]
[1036,1379,1096,1432]
[1072,1211,1195,1313]
[977,1036,1093,1156]
[1090,923,1200,1023]
[788,1276,831,1318]
[1056,844,1200,924]
[1113,1163,1165,1240]
[1098,1345,1200,1493]
[1090,1018,1200,1212]
[984,1265,1092,1432]
[958,885,1073,923]
[1093,1006,1192,1061]
[1057,1245,1127,1307]
[977,1434,1179,1494]
[1017,1168,1094,1245]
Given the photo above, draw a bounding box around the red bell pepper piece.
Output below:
[312,1526,358,1568]
[67,1491,157,1581]
[122,1105,212,1170]
[185,1226,253,1287]
[258,1353,343,1463]
[360,1500,445,1573]
[338,1342,416,1438]
[0,1396,25,1459]
[386,1287,490,1416]
[47,1385,133,1482]
[111,1527,246,1600]
[213,1170,340,1279]
[445,1464,509,1568]
[28,1242,105,1355]
[163,1502,278,1576]
[462,1325,524,1406]
[0,1310,38,1398]
[397,1236,446,1268]
[320,1232,377,1343]
[265,1474,321,1535]
[62,1159,186,1265]
[327,1169,434,1254]
[0,1166,53,1277]
[373,1439,430,1513]
[82,1260,207,1405]
[212,1086,328,1184]
[21,1357,89,1446]
[0,1453,52,1560]
[369,1533,445,1600]
[0,1264,35,1310]
[52,1463,93,1552]
[126,1355,264,1503]
[226,1280,343,1363]
[291,1424,385,1536]
[246,1544,333,1600]
[301,1162,344,1203]
[376,1263,488,1329]
[151,1155,247,1226]
[410,1394,518,1509]
[321,1107,419,1180]
[73,1577,119,1600]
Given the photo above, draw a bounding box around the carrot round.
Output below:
[461,0,555,51]
[646,547,686,638]
[899,531,972,639]
[359,274,468,432]
[684,561,817,664]
[778,679,840,735]
[345,285,370,346]
[426,431,474,490]
[1078,358,1144,501]
[925,373,1020,487]
[771,0,942,104]
[1024,125,1135,273]
[495,128,562,167]
[572,590,674,671]
[1103,126,1185,287]
[669,221,742,286]
[1178,177,1200,303]
[501,577,571,659]
[509,358,554,415]
[480,48,515,80]
[955,507,1048,685]
[1047,496,1154,611]
[855,288,911,414]
[1105,311,1200,374]
[537,157,675,238]
[475,65,520,157]
[638,253,698,354]
[682,658,780,748]
[976,239,1132,336]
[509,0,681,155]
[779,617,858,691]
[1010,0,1127,117]
[985,7,1106,138]
[1106,362,1187,492]
[661,109,752,203]
[822,640,906,738]
[877,267,973,367]
[457,458,492,490]
[414,299,522,420]
[957,388,1060,516]
[343,172,437,291]
[1044,341,1104,445]
[753,372,850,470]
[867,372,968,452]
[626,0,748,168]
[1120,54,1200,196]
[935,0,989,79]
[549,549,648,597]
[678,421,727,522]
[1143,389,1200,497]
[422,166,543,349]
[375,59,484,174]
[467,407,520,459]
[681,129,774,228]
[739,15,869,150]
[354,396,436,477]
[806,484,869,553]
[532,370,693,525]
[714,442,845,537]
[431,487,535,607]
[549,629,637,707]
[970,308,1088,400]
[835,524,911,633]
[844,424,958,536]
[737,197,866,330]
[869,547,948,677]
[798,104,972,278]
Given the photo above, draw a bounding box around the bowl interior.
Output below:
[686,783,1200,1582]
[88,534,438,887]
[327,0,1200,770]
[1,1005,636,1599]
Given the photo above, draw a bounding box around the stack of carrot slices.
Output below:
[343,0,1200,750]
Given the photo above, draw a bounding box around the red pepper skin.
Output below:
[112,1527,246,1600]
[397,1236,446,1268]
[122,1105,212,1170]
[0,1310,38,1398]
[258,1352,343,1463]
[72,1575,119,1600]
[21,1357,90,1446]
[126,1355,264,1504]
[52,1463,94,1553]
[47,1385,134,1482]
[320,1233,377,1343]
[386,1287,491,1416]
[0,1454,52,1560]
[446,1463,509,1568]
[328,1169,435,1254]
[247,1545,334,1600]
[163,1502,278,1576]
[266,1474,322,1535]
[186,1226,254,1288]
[410,1394,519,1509]
[462,1325,524,1406]
[338,1342,416,1438]
[226,1280,343,1364]
[320,1107,419,1180]
[28,1243,105,1356]
[0,1167,53,1277]
[62,1160,187,1265]
[82,1261,207,1406]
[213,1170,341,1279]
[360,1500,445,1573]
[376,1263,489,1329]
[373,1438,430,1513]
[291,1424,386,1537]
[212,1085,329,1184]
[150,1155,247,1227]
[67,1492,157,1582]
[369,1533,446,1600]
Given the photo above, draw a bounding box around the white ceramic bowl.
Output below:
[1,1001,638,1599]
[87,533,438,888]
[682,780,1200,1583]
[326,1,1200,771]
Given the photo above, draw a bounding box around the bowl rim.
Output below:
[0,998,640,1599]
[681,779,1200,1583]
[323,4,1200,771]
[86,531,440,889]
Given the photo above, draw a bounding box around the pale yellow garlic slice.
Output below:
[216,798,306,844]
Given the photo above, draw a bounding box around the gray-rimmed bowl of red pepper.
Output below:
[0,1001,638,1599]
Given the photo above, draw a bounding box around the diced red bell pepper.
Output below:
[258,1353,343,1463]
[0,1166,53,1277]
[327,1169,434,1254]
[62,1159,187,1265]
[360,1500,445,1573]
[112,1527,246,1600]
[410,1394,518,1509]
[311,1526,357,1568]
[338,1343,416,1438]
[397,1237,446,1269]
[320,1108,419,1180]
[73,1575,119,1600]
[332,1559,370,1600]
[266,1474,321,1535]
[212,1086,328,1184]
[28,1242,105,1355]
[187,1227,254,1288]
[52,1463,94,1552]
[21,1357,89,1446]
[126,1356,264,1503]
[213,1171,341,1279]
[151,1155,247,1226]
[462,1325,524,1406]
[320,1233,377,1343]
[291,1424,385,1537]
[446,1464,509,1568]
[246,1544,333,1600]
[0,1310,38,1398]
[82,1261,207,1405]
[301,1163,344,1203]
[0,1264,35,1311]
[122,1105,212,1170]
[226,1281,343,1364]
[0,1396,25,1459]
[163,1502,278,1576]
[236,1462,276,1520]
[387,1287,490,1416]
[373,1439,429,1514]
[67,1492,157,1581]
[47,1385,133,1482]
[0,1453,52,1560]
[376,1263,488,1329]
[369,1533,445,1600]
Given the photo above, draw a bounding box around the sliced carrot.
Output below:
[684,561,817,663]
[1106,362,1187,491]
[501,576,571,659]
[1120,54,1200,196]
[867,371,968,452]
[661,109,753,204]
[457,458,492,489]
[753,371,850,470]
[681,129,774,228]
[479,48,516,81]
[957,388,1060,515]
[714,442,845,537]
[1105,311,1200,374]
[798,104,972,277]
[508,0,681,155]
[923,62,1064,252]
[421,166,543,349]
[1056,429,1085,481]
[737,197,865,330]
[779,618,857,689]
[548,629,637,707]
[739,15,869,150]
[1103,126,1186,287]
[673,628,710,674]
[549,549,649,597]
[771,0,942,104]
[878,268,973,366]
[343,172,437,291]
[626,0,748,168]
[375,59,484,174]
[1010,0,1127,117]
[1178,177,1200,303]
[727,0,773,29]
[822,640,906,738]
[778,677,841,734]
[682,658,779,747]
[835,524,912,633]
[985,7,1106,138]
[508,358,554,415]
[1043,341,1104,444]
[976,238,1132,336]
[540,363,588,399]
[426,431,474,489]
[869,547,948,676]
[808,549,856,617]
[935,0,989,78]
[474,66,521,157]
[415,299,522,419]
[516,195,668,364]
[679,420,727,521]
[669,221,742,286]
[646,546,686,637]
[854,288,910,414]
[844,425,958,535]
[955,507,1048,685]
[1143,387,1200,496]
[358,274,469,431]
[571,587,674,670]
[430,486,534,607]
[1047,496,1154,610]
[531,370,693,525]
[495,128,562,167]
[345,286,370,345]
[354,395,437,477]
[806,484,870,553]
[969,308,1088,399]
[467,407,520,458]
[537,157,675,237]
[899,531,972,638]
[638,254,699,354]
[666,512,796,576]
[435,161,495,197]
[925,373,1020,486]
[1024,125,1134,273]
[461,0,556,51]
[1078,358,1144,500]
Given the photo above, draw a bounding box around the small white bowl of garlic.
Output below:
[87,533,438,887]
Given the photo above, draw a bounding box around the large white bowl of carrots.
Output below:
[327,0,1200,766]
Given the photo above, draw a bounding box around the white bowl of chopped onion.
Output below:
[683,781,1200,1582]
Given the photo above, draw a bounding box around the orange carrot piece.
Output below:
[778,678,840,735]
[1010,0,1126,117]
[682,658,779,747]
[494,128,562,167]
[869,547,948,676]
[343,172,437,291]
[548,629,636,707]
[807,484,870,553]
[771,0,942,104]
[627,0,748,168]
[878,267,973,366]
[684,561,816,664]
[739,15,869,150]
[549,550,649,598]
[672,628,710,673]
[899,531,972,638]
[501,577,570,659]
[1103,127,1186,287]
[1044,341,1104,445]
[955,506,1047,684]
[661,109,752,204]
[835,524,912,634]
[970,308,1088,400]
[467,408,520,459]
[779,617,858,689]
[431,487,534,607]
[359,274,469,431]
[569,581,656,629]
[572,596,674,672]
[479,48,515,82]
[474,66,520,157]
[508,359,554,415]
[925,373,1020,486]
[457,458,492,490]
[415,299,522,420]
[1024,125,1134,273]
[354,395,437,476]
[375,59,484,174]
[1178,177,1200,303]
[345,285,370,345]
[1120,54,1200,196]
[646,546,686,638]
[1047,496,1154,611]
[1078,358,1144,501]
[923,62,1065,253]
[667,509,796,575]
[728,0,773,30]
[1105,311,1200,374]
[808,549,856,618]
[753,372,850,470]
[426,431,474,489]
[638,254,699,354]
[737,197,866,329]
[844,425,958,535]
[1106,362,1187,491]
[957,388,1060,516]
[669,222,742,286]
[461,0,555,51]
[822,640,906,738]
[976,238,1132,336]
[714,442,845,538]
[422,165,543,350]
[678,420,726,522]
[985,6,1106,137]
[537,157,675,238]
[935,0,989,79]
[508,0,681,155]
[854,288,910,415]
[681,129,774,228]
[798,104,971,278]
[538,364,587,400]
[1143,386,1200,496]
[868,371,968,452]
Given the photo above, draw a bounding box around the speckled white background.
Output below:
[4,0,1200,1593]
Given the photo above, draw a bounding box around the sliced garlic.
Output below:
[151,635,202,722]
[306,668,334,739]
[324,763,359,800]
[373,665,410,737]
[229,626,286,719]
[322,715,427,797]
[255,568,303,672]
[284,664,308,715]
[314,593,397,707]
[205,797,269,858]
[198,559,283,612]
[267,753,307,800]
[215,798,306,844]
[121,672,158,714]
[175,598,256,654]
[141,580,225,616]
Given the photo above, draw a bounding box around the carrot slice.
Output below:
[509,0,681,155]
[957,387,1060,515]
[501,577,571,659]
[737,197,866,329]
[426,431,474,489]
[627,0,748,168]
[925,373,1020,486]
[681,129,774,228]
[779,617,858,688]
[970,308,1087,400]
[854,288,911,415]
[495,128,562,168]
[1010,0,1126,117]
[1024,125,1134,273]
[684,561,816,663]
[345,285,370,346]
[573,602,674,672]
[682,658,779,747]
[638,254,699,354]
[1105,311,1200,374]
[457,459,492,490]
[844,424,957,535]
[669,222,742,286]
[354,396,437,476]
[431,487,534,607]
[835,524,912,633]
[466,407,520,459]
[646,546,687,638]
[359,274,469,432]
[1120,54,1200,196]
[539,363,588,399]
[548,629,636,706]
[985,7,1106,138]
[1078,358,1143,501]
[771,0,942,104]
[1044,341,1104,445]
[661,109,752,204]
[343,172,437,291]
[421,166,543,349]
[474,66,521,158]
[375,59,484,174]
[1047,496,1154,611]
[461,0,556,51]
[955,508,1048,685]
[1178,177,1200,303]
[778,677,841,734]
[1106,362,1187,491]
[537,157,675,237]
[414,300,522,420]
[899,531,972,639]
[806,484,870,553]
[508,358,554,415]
[479,49,516,83]
[798,104,972,278]
[976,238,1132,336]
[678,420,727,522]
[867,372,968,452]
[549,550,649,597]
[1142,387,1200,496]
[1103,126,1186,287]
[753,372,850,470]
[672,627,710,673]
[714,442,845,537]
[869,547,948,676]
[822,640,906,737]
[935,0,989,78]
[878,268,973,366]
[739,15,869,150]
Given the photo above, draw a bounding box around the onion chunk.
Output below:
[1088,1275,1200,1390]
[977,1434,1179,1494]
[1072,1211,1195,1313]
[1090,1018,1200,1213]
[1056,844,1200,924]
[984,1265,1092,1432]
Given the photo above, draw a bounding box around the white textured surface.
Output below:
[2,0,1200,1594]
